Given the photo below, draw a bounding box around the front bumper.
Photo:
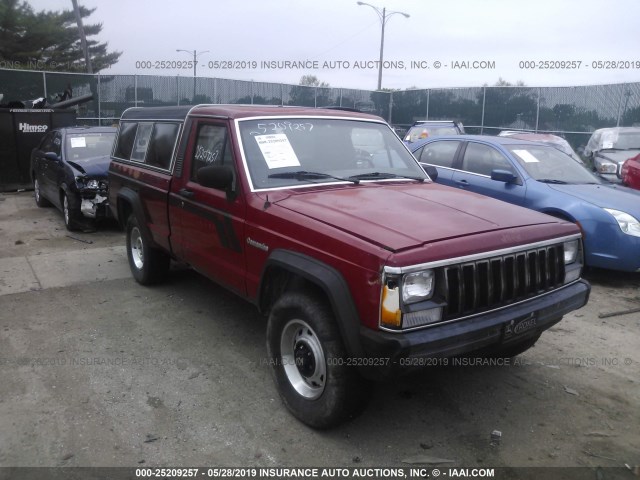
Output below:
[358,279,590,379]
[597,172,622,184]
[77,190,111,219]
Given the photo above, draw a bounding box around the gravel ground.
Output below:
[0,191,638,475]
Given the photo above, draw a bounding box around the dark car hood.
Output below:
[597,149,640,164]
[67,155,110,178]
[273,183,559,252]
[547,183,640,215]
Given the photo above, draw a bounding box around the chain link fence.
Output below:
[2,68,640,148]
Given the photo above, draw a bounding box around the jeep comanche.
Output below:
[108,105,590,428]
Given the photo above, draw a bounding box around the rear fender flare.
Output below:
[116,187,155,246]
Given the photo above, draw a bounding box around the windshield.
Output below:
[599,130,640,150]
[238,118,426,189]
[507,145,601,184]
[65,132,115,161]
[404,125,459,143]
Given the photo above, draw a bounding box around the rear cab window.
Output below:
[113,121,180,170]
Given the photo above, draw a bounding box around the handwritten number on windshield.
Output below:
[249,122,314,135]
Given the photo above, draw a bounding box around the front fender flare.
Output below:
[259,249,364,359]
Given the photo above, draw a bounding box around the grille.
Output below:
[440,244,565,320]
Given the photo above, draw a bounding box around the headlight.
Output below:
[563,239,579,264]
[596,160,618,174]
[85,179,99,189]
[402,270,435,304]
[380,270,440,330]
[604,209,640,237]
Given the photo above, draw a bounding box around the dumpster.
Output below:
[0,94,94,192]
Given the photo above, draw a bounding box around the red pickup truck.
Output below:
[108,105,590,428]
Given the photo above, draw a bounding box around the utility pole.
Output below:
[176,49,210,101]
[71,0,93,73]
[357,2,409,90]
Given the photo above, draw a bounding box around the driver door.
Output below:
[169,120,247,295]
[40,131,63,201]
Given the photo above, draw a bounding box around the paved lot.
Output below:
[0,191,638,471]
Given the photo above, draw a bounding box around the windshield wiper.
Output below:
[538,179,569,184]
[347,171,425,182]
[267,170,359,184]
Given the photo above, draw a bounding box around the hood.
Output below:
[597,149,640,164]
[67,155,110,178]
[273,183,559,252]
[547,183,640,214]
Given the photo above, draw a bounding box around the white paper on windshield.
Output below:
[70,137,86,148]
[513,149,540,163]
[602,141,614,149]
[255,134,300,169]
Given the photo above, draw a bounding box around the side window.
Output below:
[419,140,460,168]
[52,133,62,156]
[462,143,513,176]
[38,132,53,152]
[130,123,153,162]
[114,122,138,160]
[39,132,55,152]
[146,123,180,170]
[191,124,236,189]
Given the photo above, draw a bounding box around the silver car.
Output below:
[584,127,640,182]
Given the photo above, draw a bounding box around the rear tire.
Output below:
[126,214,169,285]
[34,178,51,207]
[266,290,371,429]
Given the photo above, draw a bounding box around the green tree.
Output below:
[0,0,121,72]
[480,78,537,129]
[289,75,331,107]
[234,95,281,106]
[622,105,640,127]
[298,75,329,88]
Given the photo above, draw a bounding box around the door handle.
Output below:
[178,188,195,199]
[456,179,469,187]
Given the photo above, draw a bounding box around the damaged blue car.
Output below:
[30,126,116,231]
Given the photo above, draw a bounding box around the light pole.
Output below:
[357,2,409,91]
[176,49,210,101]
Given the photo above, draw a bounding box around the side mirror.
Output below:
[422,164,438,181]
[197,165,233,190]
[44,152,60,162]
[491,169,518,183]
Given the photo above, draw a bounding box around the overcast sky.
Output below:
[24,0,640,90]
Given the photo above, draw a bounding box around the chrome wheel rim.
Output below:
[130,226,144,270]
[63,195,70,225]
[280,319,326,399]
[34,180,41,203]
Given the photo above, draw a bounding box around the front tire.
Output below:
[62,192,82,231]
[126,214,169,285]
[266,290,371,429]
